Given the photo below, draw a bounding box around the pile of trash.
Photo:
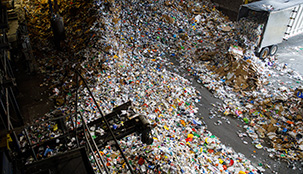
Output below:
[76,48,260,173]
[156,0,303,162]
[207,53,262,92]
[20,0,98,107]
[236,10,266,49]
[23,0,96,51]
[17,0,303,173]
[189,50,303,161]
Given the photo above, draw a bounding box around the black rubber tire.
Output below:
[260,47,269,59]
[269,45,278,56]
[141,132,153,145]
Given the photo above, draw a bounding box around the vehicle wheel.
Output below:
[141,130,153,145]
[269,45,278,56]
[260,47,269,59]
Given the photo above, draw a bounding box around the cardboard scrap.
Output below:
[207,53,261,91]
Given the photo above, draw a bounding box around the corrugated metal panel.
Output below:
[288,4,303,37]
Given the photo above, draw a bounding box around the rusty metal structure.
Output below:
[19,69,154,174]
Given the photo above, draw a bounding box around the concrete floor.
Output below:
[277,33,303,76]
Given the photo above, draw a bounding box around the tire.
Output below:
[260,47,269,59]
[269,45,278,56]
[141,131,153,145]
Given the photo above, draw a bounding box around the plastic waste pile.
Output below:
[188,48,303,161]
[236,10,266,49]
[155,0,303,162]
[18,0,303,173]
[18,109,82,164]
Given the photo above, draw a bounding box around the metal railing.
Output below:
[18,68,135,174]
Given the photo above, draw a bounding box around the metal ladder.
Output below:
[284,6,300,40]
